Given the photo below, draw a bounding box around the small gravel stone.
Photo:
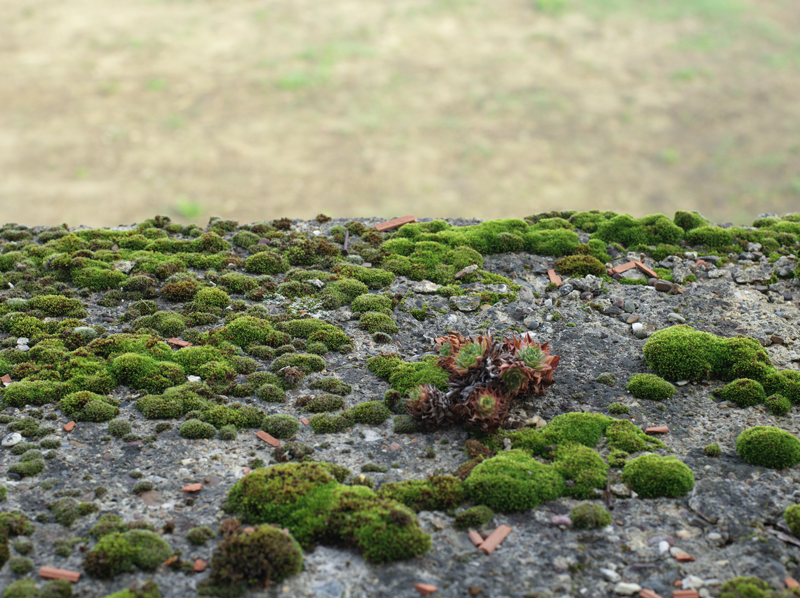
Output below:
[614,582,642,595]
[2,432,22,447]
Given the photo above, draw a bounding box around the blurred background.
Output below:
[1,0,799,228]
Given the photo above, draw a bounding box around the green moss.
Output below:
[309,412,352,434]
[99,581,160,598]
[570,503,611,529]
[8,456,45,478]
[59,391,120,422]
[82,530,172,578]
[27,295,87,318]
[453,505,494,530]
[466,450,565,512]
[300,393,345,413]
[378,476,466,512]
[717,577,771,598]
[736,426,800,469]
[763,370,800,404]
[685,226,734,249]
[3,580,38,598]
[766,394,792,416]
[593,213,682,247]
[194,287,230,309]
[262,414,300,439]
[9,555,34,574]
[2,380,60,408]
[0,485,6,501]
[72,267,128,292]
[358,311,398,334]
[509,413,612,456]
[275,319,351,351]
[552,443,608,499]
[0,511,35,537]
[607,402,629,415]
[199,404,264,429]
[179,418,217,440]
[673,210,709,232]
[319,278,369,309]
[271,352,325,374]
[49,497,97,527]
[255,383,286,403]
[367,354,449,396]
[605,419,664,452]
[715,378,767,408]
[393,414,422,434]
[186,526,215,546]
[333,263,394,289]
[642,325,773,382]
[244,252,289,275]
[347,401,391,425]
[41,579,74,598]
[350,294,393,314]
[621,454,694,498]
[626,373,675,401]
[200,525,302,595]
[704,442,722,457]
[89,514,127,539]
[554,254,606,277]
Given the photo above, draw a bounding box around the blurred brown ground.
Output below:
[1,0,799,228]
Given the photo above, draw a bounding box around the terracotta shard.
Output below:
[547,269,562,287]
[413,583,438,596]
[1,374,12,386]
[194,559,208,572]
[478,525,512,555]
[39,567,81,583]
[182,483,202,493]
[786,578,800,589]
[673,591,699,598]
[468,530,484,547]
[645,426,669,435]
[639,590,663,598]
[300,418,310,425]
[610,261,637,274]
[242,467,251,474]
[674,553,695,562]
[168,337,193,348]
[375,215,416,232]
[63,421,76,432]
[634,261,658,279]
[256,430,281,447]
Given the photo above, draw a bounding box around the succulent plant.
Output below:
[408,332,559,433]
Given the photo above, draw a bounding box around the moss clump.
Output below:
[593,213,682,247]
[0,511,35,537]
[685,226,734,249]
[346,401,392,426]
[307,377,352,396]
[27,295,87,318]
[717,577,771,598]
[673,210,709,232]
[82,530,172,579]
[135,385,208,419]
[262,414,300,439]
[72,267,128,292]
[199,404,264,430]
[159,278,200,302]
[766,394,792,416]
[332,263,394,289]
[0,485,7,501]
[366,354,449,396]
[89,514,127,539]
[715,378,767,407]
[8,454,45,478]
[255,383,285,403]
[9,556,34,574]
[99,581,160,598]
[621,454,694,498]
[643,325,773,382]
[48,497,98,527]
[194,287,230,308]
[271,352,326,374]
[784,504,800,537]
[308,413,352,434]
[186,526,216,546]
[552,443,608,499]
[179,419,217,440]
[2,380,60,408]
[607,402,629,415]
[736,426,800,469]
[299,393,345,413]
[224,316,288,348]
[59,391,120,422]
[466,450,565,512]
[358,312,398,334]
[605,419,664,452]
[351,294,393,314]
[554,254,606,277]
[704,442,722,457]
[110,352,183,394]
[570,502,611,529]
[319,278,369,309]
[3,580,38,598]
[244,252,289,275]
[42,579,74,598]
[626,374,675,401]
[199,525,302,596]
[275,319,351,352]
[763,370,800,404]
[509,413,612,455]
[393,414,422,434]
[378,476,466,512]
[453,505,494,530]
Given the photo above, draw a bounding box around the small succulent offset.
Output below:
[407,332,559,433]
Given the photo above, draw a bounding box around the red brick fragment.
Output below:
[645,426,669,435]
[639,590,664,598]
[39,567,81,583]
[1,374,12,386]
[479,525,512,555]
[256,430,281,447]
[674,580,683,588]
[674,553,695,562]
[182,483,202,493]
[63,421,76,432]
[375,215,416,232]
[300,418,310,425]
[611,261,637,274]
[547,269,562,287]
[673,591,699,598]
[168,337,193,348]
[242,467,251,474]
[607,269,615,277]
[634,261,658,279]
[162,556,178,567]
[413,583,438,596]
[243,526,255,533]
[468,530,484,547]
[786,578,800,589]
[194,559,208,572]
